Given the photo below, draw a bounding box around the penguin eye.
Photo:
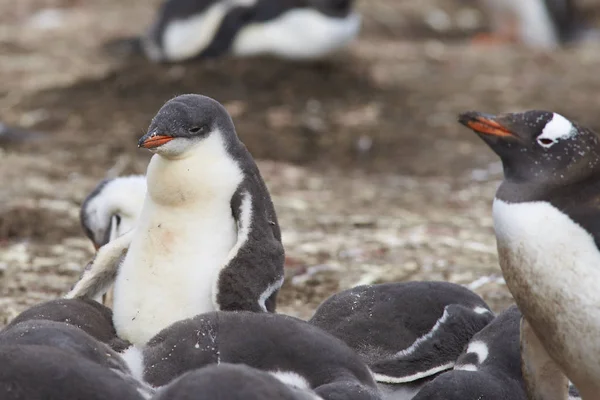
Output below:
[188,126,205,134]
[537,138,555,147]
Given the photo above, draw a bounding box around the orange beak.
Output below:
[458,112,516,138]
[139,134,174,149]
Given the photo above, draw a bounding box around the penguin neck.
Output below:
[145,133,243,208]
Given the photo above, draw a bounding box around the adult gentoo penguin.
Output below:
[476,0,578,49]
[413,305,525,400]
[308,282,494,400]
[459,110,600,399]
[139,311,380,399]
[80,175,146,251]
[153,364,322,400]
[66,94,285,346]
[108,0,361,63]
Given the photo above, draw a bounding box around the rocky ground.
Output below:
[2,0,600,323]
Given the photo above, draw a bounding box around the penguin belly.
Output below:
[232,9,361,59]
[112,199,237,346]
[493,199,600,396]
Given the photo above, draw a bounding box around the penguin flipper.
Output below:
[214,188,285,313]
[520,317,570,400]
[65,230,134,300]
[370,304,494,384]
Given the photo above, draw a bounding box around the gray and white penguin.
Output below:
[308,281,495,400]
[66,94,285,347]
[0,345,147,400]
[80,175,146,251]
[152,363,322,400]
[133,310,381,400]
[459,110,600,400]
[80,175,146,306]
[5,298,130,351]
[108,0,361,63]
[412,305,525,400]
[476,0,584,49]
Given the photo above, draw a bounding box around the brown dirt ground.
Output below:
[2,0,600,324]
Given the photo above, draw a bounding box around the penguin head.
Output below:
[139,94,236,159]
[459,110,600,185]
[308,0,354,17]
[80,176,146,250]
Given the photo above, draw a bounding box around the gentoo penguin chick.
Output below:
[0,345,146,400]
[308,281,494,400]
[80,175,146,250]
[80,175,146,306]
[153,363,322,400]
[141,311,381,400]
[459,110,600,400]
[108,0,361,63]
[67,94,285,347]
[5,298,130,351]
[476,0,578,49]
[412,305,525,400]
[0,320,129,372]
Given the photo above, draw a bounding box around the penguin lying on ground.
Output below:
[0,345,147,400]
[308,281,495,400]
[107,0,361,63]
[130,310,381,399]
[459,110,600,400]
[412,305,525,400]
[5,298,130,351]
[80,175,147,307]
[66,94,285,347]
[153,363,322,400]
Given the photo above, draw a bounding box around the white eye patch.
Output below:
[536,113,575,148]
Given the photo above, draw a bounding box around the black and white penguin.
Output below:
[5,298,130,351]
[80,175,146,306]
[476,0,579,49]
[66,94,285,347]
[110,0,361,63]
[308,281,495,400]
[0,345,147,400]
[412,305,525,400]
[80,175,146,251]
[459,110,600,399]
[138,311,381,400]
[153,363,322,400]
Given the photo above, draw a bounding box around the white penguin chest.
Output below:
[492,199,600,382]
[114,200,237,345]
[232,9,361,59]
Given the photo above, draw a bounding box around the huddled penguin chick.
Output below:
[0,345,147,400]
[308,281,494,400]
[80,175,146,250]
[476,0,584,49]
[459,110,600,400]
[153,363,323,400]
[5,298,130,351]
[108,0,361,63]
[138,311,381,400]
[67,94,285,347]
[0,320,129,373]
[412,305,525,400]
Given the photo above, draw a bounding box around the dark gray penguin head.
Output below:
[458,110,600,186]
[139,94,238,159]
